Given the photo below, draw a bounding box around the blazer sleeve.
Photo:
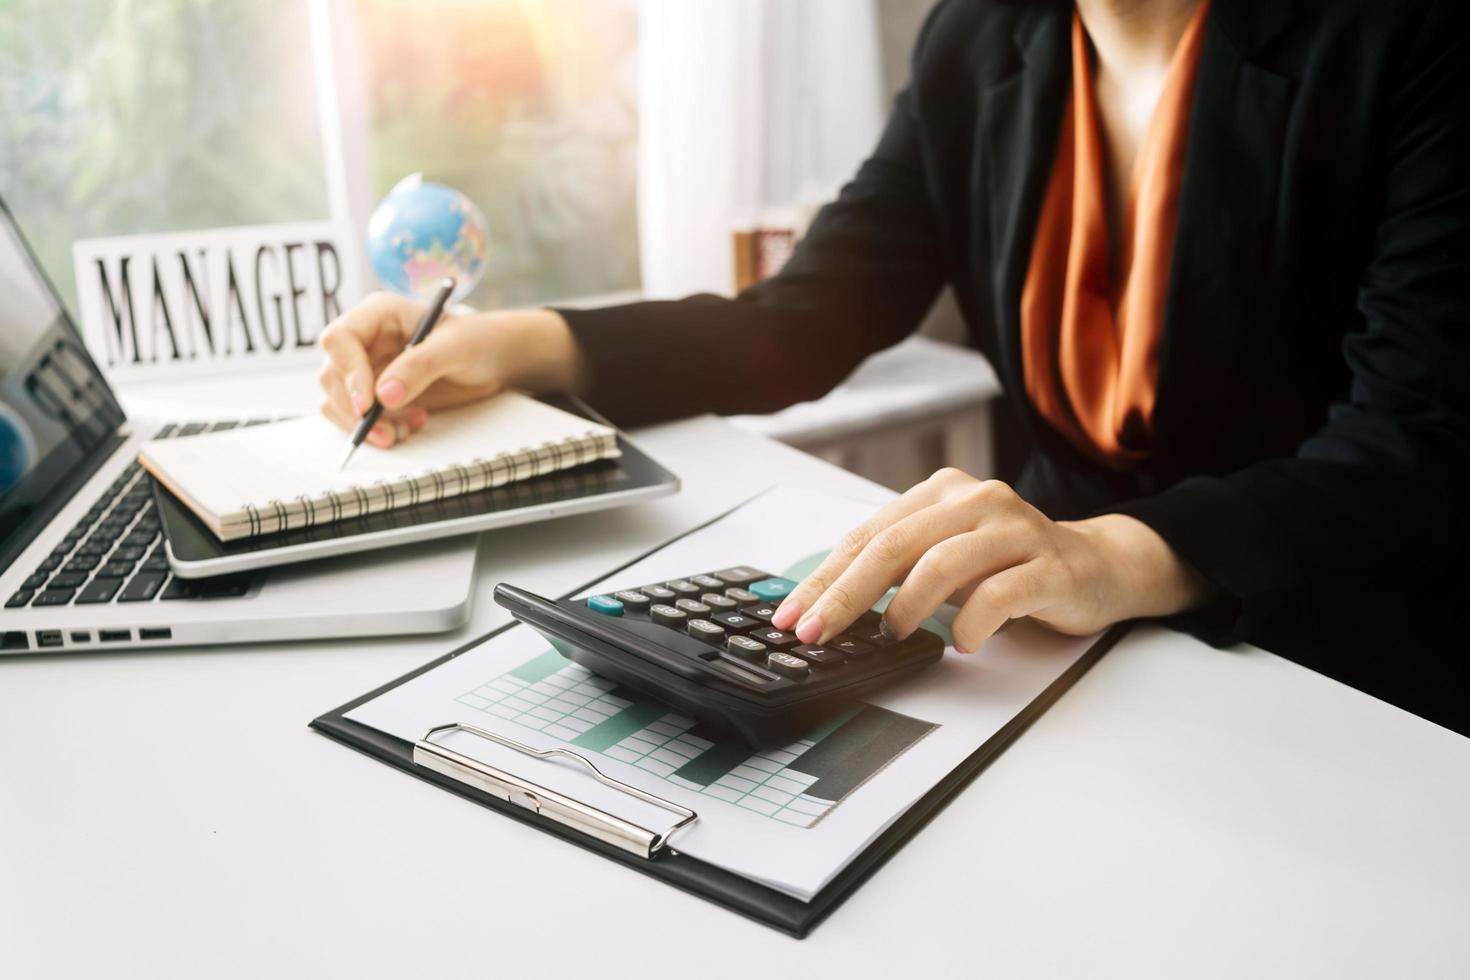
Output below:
[1107,2,1470,645]
[553,12,952,427]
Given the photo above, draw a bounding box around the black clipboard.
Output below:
[310,503,1127,938]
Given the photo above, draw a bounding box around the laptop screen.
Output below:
[0,197,125,566]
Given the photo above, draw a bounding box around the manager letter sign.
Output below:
[72,221,363,381]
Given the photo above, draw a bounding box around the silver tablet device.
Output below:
[155,396,678,578]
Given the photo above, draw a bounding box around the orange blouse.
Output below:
[1021,3,1210,467]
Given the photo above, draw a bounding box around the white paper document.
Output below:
[347,484,1102,901]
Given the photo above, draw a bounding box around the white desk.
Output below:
[3,400,1468,979]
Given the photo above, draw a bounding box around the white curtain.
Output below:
[636,0,887,299]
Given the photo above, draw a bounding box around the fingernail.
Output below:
[349,390,367,416]
[771,602,800,630]
[368,423,392,447]
[795,616,823,644]
[409,407,429,430]
[377,378,406,408]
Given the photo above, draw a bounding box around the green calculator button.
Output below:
[586,594,624,616]
[748,577,796,602]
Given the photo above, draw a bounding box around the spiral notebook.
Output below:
[138,392,620,542]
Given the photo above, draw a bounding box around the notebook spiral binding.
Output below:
[237,431,616,538]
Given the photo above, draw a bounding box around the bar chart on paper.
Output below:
[456,648,938,828]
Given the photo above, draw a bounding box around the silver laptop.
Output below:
[0,197,477,655]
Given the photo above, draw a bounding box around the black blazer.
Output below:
[561,0,1470,727]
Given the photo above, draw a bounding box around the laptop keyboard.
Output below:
[5,420,275,611]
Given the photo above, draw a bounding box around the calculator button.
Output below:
[715,566,764,586]
[742,604,778,623]
[641,585,676,601]
[846,626,890,648]
[650,604,688,628]
[614,590,651,612]
[832,636,875,658]
[700,593,737,611]
[691,574,724,590]
[748,627,799,650]
[664,579,700,597]
[710,611,759,632]
[585,594,624,616]
[724,587,760,604]
[726,635,767,661]
[792,643,847,666]
[674,598,712,618]
[766,651,809,679]
[748,577,797,602]
[687,619,725,642]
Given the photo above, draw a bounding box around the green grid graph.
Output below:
[456,648,937,828]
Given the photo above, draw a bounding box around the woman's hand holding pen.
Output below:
[316,292,585,448]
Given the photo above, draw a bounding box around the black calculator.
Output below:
[493,565,945,749]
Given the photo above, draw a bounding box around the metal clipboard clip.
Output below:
[413,722,698,859]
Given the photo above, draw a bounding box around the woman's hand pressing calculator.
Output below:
[494,566,944,749]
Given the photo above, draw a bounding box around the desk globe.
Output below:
[366,174,488,301]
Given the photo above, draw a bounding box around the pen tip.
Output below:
[338,443,356,473]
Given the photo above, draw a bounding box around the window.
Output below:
[0,0,328,312]
[0,0,640,315]
[351,0,640,309]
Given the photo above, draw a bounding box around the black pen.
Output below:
[338,276,456,472]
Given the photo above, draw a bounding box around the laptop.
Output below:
[0,196,478,655]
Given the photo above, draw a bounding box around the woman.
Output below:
[318,0,1469,730]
